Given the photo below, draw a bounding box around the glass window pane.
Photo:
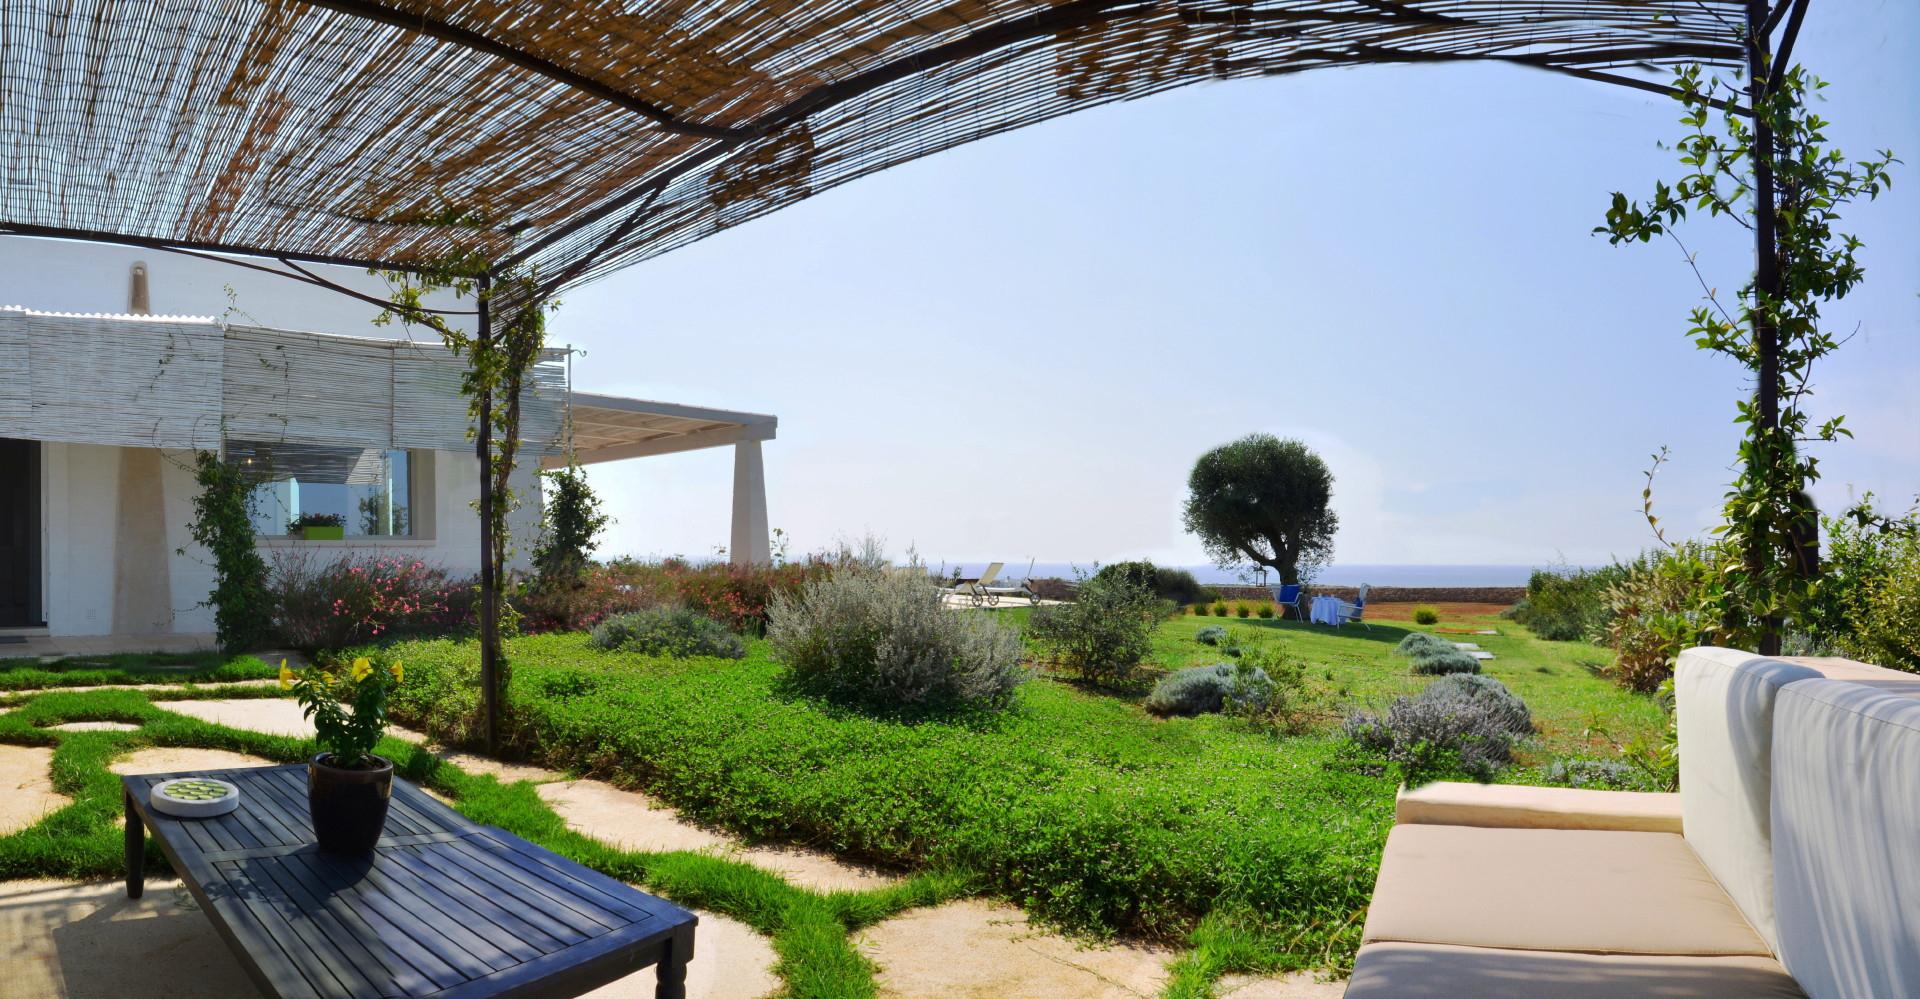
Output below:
[226,441,412,538]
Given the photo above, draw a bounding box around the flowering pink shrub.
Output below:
[512,557,826,636]
[269,551,475,650]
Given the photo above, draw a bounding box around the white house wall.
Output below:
[3,238,554,640]
[37,442,538,638]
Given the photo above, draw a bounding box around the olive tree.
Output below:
[1182,435,1337,585]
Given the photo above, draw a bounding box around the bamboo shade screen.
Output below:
[0,307,224,449]
[0,308,566,456]
[0,1,1746,296]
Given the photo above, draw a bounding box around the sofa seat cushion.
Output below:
[1361,824,1771,956]
[1344,942,1806,998]
[1395,781,1682,833]
[1779,656,1920,698]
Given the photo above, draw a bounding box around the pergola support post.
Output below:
[1746,0,1785,656]
[475,273,502,753]
[729,440,770,567]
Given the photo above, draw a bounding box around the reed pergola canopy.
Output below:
[1,0,1746,292]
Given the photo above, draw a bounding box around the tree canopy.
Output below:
[1182,435,1337,585]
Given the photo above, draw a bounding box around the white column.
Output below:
[729,440,770,566]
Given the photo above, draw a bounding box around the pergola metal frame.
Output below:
[1,0,1816,748]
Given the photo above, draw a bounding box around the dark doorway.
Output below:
[0,439,42,627]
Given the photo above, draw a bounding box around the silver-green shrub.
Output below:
[1345,674,1533,781]
[588,606,746,659]
[768,556,1027,708]
[1394,632,1480,674]
[1393,632,1454,657]
[1410,647,1481,675]
[1545,758,1641,790]
[1144,662,1273,717]
[1195,625,1228,646]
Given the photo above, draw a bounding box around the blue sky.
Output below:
[552,1,1918,571]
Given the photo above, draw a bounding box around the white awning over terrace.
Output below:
[554,393,777,566]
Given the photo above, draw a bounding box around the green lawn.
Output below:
[1135,610,1667,771]
[0,651,278,691]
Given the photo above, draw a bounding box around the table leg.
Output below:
[655,928,692,999]
[124,790,144,899]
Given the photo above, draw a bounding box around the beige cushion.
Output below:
[1779,656,1920,698]
[1344,942,1806,998]
[1771,680,1920,999]
[1362,824,1770,956]
[1674,646,1822,953]
[1396,781,1682,833]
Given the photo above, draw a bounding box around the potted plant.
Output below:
[281,656,404,853]
[290,512,346,541]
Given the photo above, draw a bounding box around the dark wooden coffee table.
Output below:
[123,764,696,999]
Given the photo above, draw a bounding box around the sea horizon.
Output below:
[923,561,1561,588]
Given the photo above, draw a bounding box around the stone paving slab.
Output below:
[0,745,68,835]
[855,899,1173,998]
[1,678,280,697]
[158,698,428,743]
[538,778,903,893]
[433,748,563,785]
[46,722,140,732]
[108,747,280,776]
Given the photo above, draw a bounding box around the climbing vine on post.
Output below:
[183,450,271,653]
[377,250,554,752]
[1598,47,1896,653]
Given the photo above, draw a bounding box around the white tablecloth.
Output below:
[1311,595,1343,626]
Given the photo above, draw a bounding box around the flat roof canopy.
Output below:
[552,392,777,468]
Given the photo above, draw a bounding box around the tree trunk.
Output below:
[476,274,501,753]
[1746,2,1784,657]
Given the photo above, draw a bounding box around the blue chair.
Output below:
[1270,583,1305,620]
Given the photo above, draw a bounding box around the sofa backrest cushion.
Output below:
[1771,679,1920,999]
[1675,647,1821,953]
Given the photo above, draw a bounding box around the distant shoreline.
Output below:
[927,562,1553,588]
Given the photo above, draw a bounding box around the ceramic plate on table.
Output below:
[150,777,241,818]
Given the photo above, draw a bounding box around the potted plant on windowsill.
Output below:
[290,512,346,541]
[281,656,404,853]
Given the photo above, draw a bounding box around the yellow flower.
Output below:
[389,661,404,683]
[321,671,335,685]
[278,659,293,690]
[350,657,373,682]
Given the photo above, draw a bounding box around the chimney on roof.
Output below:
[129,261,150,314]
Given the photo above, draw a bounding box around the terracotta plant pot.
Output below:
[308,753,393,853]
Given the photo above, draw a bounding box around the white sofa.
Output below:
[1343,647,1920,998]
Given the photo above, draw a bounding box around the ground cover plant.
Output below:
[375,631,1395,970]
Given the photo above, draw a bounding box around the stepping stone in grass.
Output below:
[1469,651,1495,660]
[1452,643,1481,651]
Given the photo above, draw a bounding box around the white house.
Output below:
[0,238,774,652]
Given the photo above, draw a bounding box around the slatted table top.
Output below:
[123,764,696,999]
